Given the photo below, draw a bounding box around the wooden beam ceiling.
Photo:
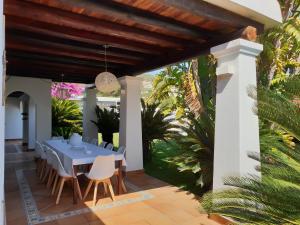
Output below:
[25,0,218,41]
[6,17,166,55]
[5,0,264,83]
[5,0,191,48]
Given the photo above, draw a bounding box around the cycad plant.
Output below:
[201,76,300,224]
[173,106,215,191]
[52,98,82,139]
[91,106,119,143]
[172,55,216,190]
[141,99,174,162]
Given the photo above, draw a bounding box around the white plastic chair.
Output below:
[42,146,55,183]
[35,141,45,176]
[105,143,114,151]
[99,141,107,148]
[39,144,48,180]
[50,150,82,204]
[117,146,126,155]
[83,155,115,206]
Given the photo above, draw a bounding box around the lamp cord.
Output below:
[104,45,108,72]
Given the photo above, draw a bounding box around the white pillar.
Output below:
[82,88,98,140]
[0,2,5,224]
[119,76,143,171]
[211,39,263,190]
[28,99,36,150]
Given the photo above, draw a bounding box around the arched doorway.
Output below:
[5,91,36,152]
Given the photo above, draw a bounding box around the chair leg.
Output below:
[103,183,108,196]
[39,160,46,180]
[75,179,82,200]
[121,179,127,193]
[42,165,49,183]
[83,180,93,200]
[107,179,115,201]
[56,178,65,205]
[36,159,41,176]
[47,168,54,188]
[93,181,99,206]
[51,174,59,195]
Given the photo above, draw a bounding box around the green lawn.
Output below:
[144,140,203,196]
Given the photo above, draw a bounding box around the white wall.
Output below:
[0,1,5,224]
[4,97,22,139]
[5,77,52,143]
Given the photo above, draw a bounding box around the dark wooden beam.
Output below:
[26,0,216,41]
[5,0,188,49]
[7,70,95,83]
[154,0,264,32]
[7,28,148,61]
[7,57,106,75]
[6,50,119,69]
[6,34,142,65]
[6,16,167,55]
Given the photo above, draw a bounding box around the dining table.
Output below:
[44,139,126,204]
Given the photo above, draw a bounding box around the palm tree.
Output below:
[258,0,300,86]
[141,99,174,162]
[201,76,300,224]
[52,98,82,139]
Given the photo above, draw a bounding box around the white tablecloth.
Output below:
[44,140,126,175]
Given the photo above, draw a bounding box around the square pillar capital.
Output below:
[211,39,263,59]
[118,76,142,89]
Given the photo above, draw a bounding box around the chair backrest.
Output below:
[44,146,54,165]
[90,138,98,146]
[51,136,64,140]
[88,155,115,180]
[35,141,43,157]
[99,141,107,148]
[49,149,69,176]
[105,143,114,151]
[117,146,126,155]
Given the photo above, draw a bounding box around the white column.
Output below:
[119,76,143,171]
[82,88,98,140]
[211,39,263,190]
[0,2,5,224]
[28,99,36,150]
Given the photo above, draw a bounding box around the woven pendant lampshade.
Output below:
[95,45,120,93]
[95,71,120,93]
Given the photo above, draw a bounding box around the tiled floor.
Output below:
[5,142,221,225]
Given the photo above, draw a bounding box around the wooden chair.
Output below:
[83,155,115,206]
[50,150,82,204]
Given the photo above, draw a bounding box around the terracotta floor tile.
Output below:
[56,214,89,225]
[4,143,221,225]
